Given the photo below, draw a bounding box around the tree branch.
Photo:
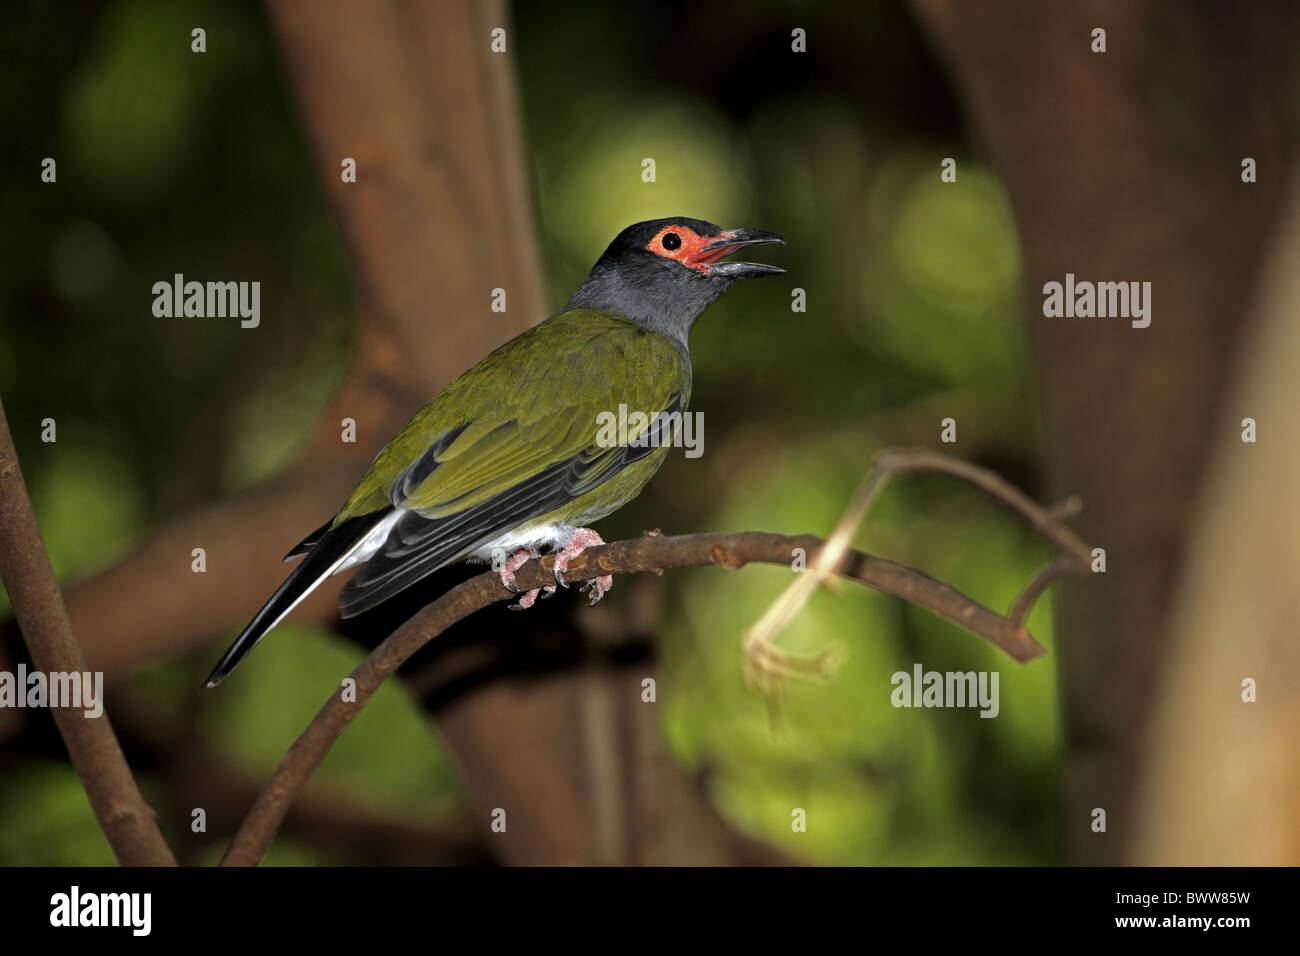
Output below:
[0,397,175,866]
[741,448,1091,691]
[222,468,1091,866]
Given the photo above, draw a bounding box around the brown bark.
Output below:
[909,0,1300,862]
[1130,173,1300,864]
[0,397,175,866]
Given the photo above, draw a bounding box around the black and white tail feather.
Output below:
[201,509,393,687]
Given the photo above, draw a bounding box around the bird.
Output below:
[203,217,784,687]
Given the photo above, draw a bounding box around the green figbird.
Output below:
[203,217,784,687]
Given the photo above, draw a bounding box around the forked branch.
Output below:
[742,448,1091,692]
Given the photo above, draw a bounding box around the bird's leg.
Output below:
[552,528,614,606]
[498,547,555,610]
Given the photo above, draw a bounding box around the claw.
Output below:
[553,528,612,604]
[508,587,542,611]
[539,585,558,601]
[580,573,614,607]
[498,547,537,597]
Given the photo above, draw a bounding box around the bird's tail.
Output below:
[202,510,391,687]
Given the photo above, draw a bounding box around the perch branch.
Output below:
[223,478,1091,866]
[0,397,175,866]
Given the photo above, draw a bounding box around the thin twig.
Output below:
[0,397,176,866]
[222,522,1066,866]
[875,449,1091,565]
[741,462,891,695]
[1008,556,1075,629]
[741,448,1090,693]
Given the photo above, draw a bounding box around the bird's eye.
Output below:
[661,232,682,251]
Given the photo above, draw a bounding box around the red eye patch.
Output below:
[647,225,719,272]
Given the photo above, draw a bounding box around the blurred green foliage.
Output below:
[0,0,1058,864]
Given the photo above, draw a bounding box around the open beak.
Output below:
[690,228,785,279]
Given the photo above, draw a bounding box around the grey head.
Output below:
[563,216,785,350]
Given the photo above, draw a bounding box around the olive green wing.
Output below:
[333,310,689,616]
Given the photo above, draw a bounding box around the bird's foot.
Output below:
[497,547,556,610]
[552,528,614,606]
[578,575,614,607]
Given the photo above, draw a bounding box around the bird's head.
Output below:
[564,217,785,349]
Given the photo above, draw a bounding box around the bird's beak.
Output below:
[690,228,785,279]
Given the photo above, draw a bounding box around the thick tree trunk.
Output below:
[909,0,1300,862]
[1130,172,1300,865]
